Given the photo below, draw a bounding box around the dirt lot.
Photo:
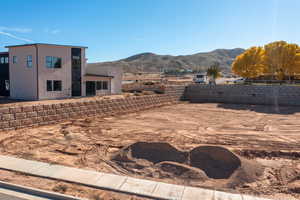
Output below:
[0,103,300,200]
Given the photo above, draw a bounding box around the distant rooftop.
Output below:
[5,43,88,49]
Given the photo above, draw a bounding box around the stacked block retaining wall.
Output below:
[0,86,186,131]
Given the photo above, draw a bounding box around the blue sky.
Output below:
[0,0,300,62]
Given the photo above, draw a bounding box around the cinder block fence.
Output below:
[185,84,300,106]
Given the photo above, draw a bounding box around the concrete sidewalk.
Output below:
[0,155,272,200]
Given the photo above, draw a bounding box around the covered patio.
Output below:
[83,74,113,96]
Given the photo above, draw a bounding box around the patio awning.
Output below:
[83,74,114,81]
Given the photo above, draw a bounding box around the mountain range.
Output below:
[89,48,245,73]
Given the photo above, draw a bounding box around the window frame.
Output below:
[47,80,62,92]
[96,81,102,90]
[5,80,9,91]
[53,57,62,68]
[53,80,62,91]
[46,56,52,68]
[102,81,108,90]
[4,57,8,64]
[0,57,4,64]
[27,55,33,68]
[47,80,53,91]
[13,56,17,64]
[45,56,62,68]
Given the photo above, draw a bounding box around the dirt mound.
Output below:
[190,146,241,179]
[155,161,209,181]
[227,158,264,187]
[112,142,188,164]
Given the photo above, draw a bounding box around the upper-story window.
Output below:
[46,56,62,68]
[27,55,32,68]
[0,57,8,64]
[13,56,17,64]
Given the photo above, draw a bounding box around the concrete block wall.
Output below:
[122,83,164,92]
[164,85,186,100]
[185,84,300,106]
[0,93,180,132]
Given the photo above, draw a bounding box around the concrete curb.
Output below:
[0,155,273,200]
[0,180,85,200]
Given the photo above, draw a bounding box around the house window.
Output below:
[4,57,8,64]
[96,81,102,90]
[0,57,4,64]
[5,80,9,91]
[13,56,17,64]
[47,80,53,91]
[27,55,32,68]
[45,56,62,68]
[46,56,52,68]
[96,81,108,90]
[53,80,62,91]
[103,81,108,90]
[47,80,62,91]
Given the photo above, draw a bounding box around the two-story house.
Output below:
[0,43,122,100]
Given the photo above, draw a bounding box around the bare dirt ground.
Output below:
[0,103,300,200]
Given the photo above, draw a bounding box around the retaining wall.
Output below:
[185,84,300,106]
[0,85,186,131]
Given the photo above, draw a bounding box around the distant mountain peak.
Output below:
[123,52,157,62]
[90,48,245,73]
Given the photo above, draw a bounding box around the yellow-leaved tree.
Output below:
[232,47,266,78]
[264,41,300,80]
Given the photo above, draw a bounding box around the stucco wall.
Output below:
[9,46,38,100]
[37,45,72,100]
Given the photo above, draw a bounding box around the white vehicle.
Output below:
[193,73,208,84]
[234,78,246,84]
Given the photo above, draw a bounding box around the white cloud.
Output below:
[0,31,33,43]
[0,26,32,33]
[44,28,60,35]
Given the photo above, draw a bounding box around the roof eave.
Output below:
[5,43,88,49]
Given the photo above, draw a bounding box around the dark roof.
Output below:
[85,74,114,78]
[5,43,88,49]
[0,52,8,55]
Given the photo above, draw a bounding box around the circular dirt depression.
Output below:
[190,146,241,179]
[112,142,188,164]
[111,142,264,187]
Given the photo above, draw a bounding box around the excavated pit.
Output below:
[190,146,241,179]
[112,142,188,164]
[111,142,264,186]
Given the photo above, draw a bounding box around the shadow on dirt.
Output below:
[217,103,300,115]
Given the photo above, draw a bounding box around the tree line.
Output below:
[232,41,300,81]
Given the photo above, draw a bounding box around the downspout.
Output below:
[35,44,39,100]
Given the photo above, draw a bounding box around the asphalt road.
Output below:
[0,193,27,200]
